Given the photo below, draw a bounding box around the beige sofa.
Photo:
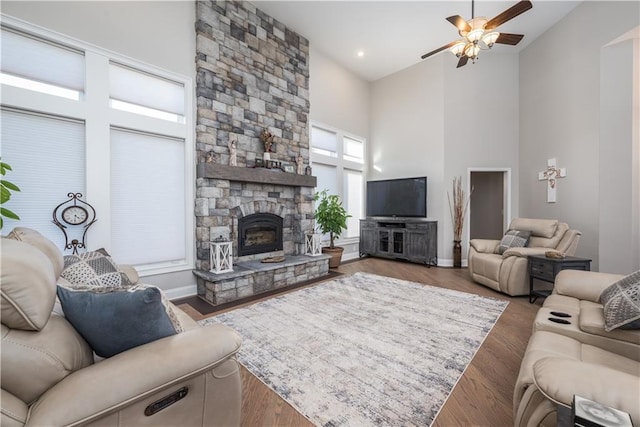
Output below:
[514,270,640,427]
[468,218,582,296]
[1,228,243,427]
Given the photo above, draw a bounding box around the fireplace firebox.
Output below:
[237,213,283,256]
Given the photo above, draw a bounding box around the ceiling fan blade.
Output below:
[456,55,469,68]
[495,33,524,45]
[485,0,532,30]
[446,15,471,33]
[421,40,459,59]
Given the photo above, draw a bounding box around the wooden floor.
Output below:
[178,257,542,426]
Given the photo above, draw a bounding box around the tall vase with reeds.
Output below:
[447,176,472,268]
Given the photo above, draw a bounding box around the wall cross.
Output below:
[538,158,567,203]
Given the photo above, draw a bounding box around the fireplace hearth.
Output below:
[238,213,283,256]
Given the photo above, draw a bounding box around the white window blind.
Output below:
[0,27,84,92]
[311,126,338,157]
[344,136,364,164]
[1,109,85,250]
[314,163,338,197]
[345,169,364,238]
[313,163,338,240]
[311,121,366,241]
[110,129,186,266]
[109,63,185,117]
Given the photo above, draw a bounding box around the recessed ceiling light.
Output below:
[357,51,364,57]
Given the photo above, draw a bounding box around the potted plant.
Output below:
[313,189,350,268]
[0,158,20,229]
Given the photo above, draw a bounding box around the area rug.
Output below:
[200,272,508,426]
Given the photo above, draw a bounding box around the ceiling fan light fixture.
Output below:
[464,43,480,58]
[466,28,484,43]
[450,41,466,57]
[419,0,532,69]
[464,43,480,60]
[482,32,500,47]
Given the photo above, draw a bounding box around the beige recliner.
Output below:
[514,270,640,427]
[1,228,243,427]
[468,218,582,296]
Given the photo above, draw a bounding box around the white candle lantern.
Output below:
[210,241,233,274]
[305,233,323,256]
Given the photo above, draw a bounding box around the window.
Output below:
[310,123,366,239]
[1,109,85,249]
[109,62,185,123]
[0,18,193,275]
[110,129,186,266]
[0,26,84,99]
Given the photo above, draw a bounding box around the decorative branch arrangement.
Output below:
[447,176,473,241]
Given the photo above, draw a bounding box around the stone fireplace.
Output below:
[192,1,329,306]
[237,212,283,256]
[193,166,329,305]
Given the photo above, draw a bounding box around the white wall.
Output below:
[309,47,370,261]
[443,53,520,262]
[3,1,197,297]
[309,47,370,141]
[1,1,195,77]
[599,34,640,274]
[519,1,640,272]
[370,57,445,260]
[370,53,520,266]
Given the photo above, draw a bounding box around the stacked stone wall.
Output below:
[195,0,309,166]
[194,1,312,270]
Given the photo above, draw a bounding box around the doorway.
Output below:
[468,170,510,240]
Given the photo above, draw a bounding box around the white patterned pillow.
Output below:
[61,249,133,291]
[600,270,640,332]
[497,230,531,255]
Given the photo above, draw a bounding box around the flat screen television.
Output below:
[366,177,427,218]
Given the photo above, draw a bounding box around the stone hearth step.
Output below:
[193,254,330,306]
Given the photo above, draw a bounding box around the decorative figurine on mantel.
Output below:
[296,154,304,175]
[206,150,215,163]
[228,138,237,166]
[260,129,274,160]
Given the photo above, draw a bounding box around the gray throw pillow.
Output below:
[599,270,640,332]
[497,230,531,255]
[57,285,179,357]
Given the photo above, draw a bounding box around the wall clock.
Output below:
[52,193,97,254]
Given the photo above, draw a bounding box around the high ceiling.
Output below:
[255,1,582,81]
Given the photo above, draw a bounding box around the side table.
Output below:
[528,254,591,303]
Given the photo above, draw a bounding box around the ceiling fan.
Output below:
[421,0,533,68]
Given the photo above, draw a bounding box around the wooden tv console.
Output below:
[359,218,437,266]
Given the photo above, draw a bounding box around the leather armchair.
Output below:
[468,218,582,296]
[513,331,639,427]
[514,270,640,427]
[1,229,243,427]
[534,270,639,361]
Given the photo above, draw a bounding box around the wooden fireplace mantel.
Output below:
[197,163,317,188]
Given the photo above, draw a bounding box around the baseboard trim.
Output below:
[342,252,360,262]
[438,258,468,268]
[166,284,197,300]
